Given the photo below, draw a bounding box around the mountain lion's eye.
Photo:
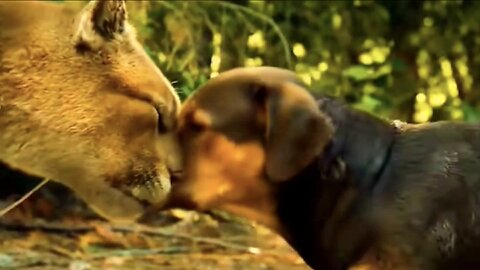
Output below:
[155,107,168,134]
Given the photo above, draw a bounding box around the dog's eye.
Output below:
[188,121,206,133]
[183,109,210,134]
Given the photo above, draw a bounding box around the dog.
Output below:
[0,0,181,223]
[165,66,480,270]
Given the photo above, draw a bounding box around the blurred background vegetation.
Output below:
[116,0,480,124]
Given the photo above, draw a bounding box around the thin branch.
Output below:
[86,247,190,259]
[0,178,50,217]
[204,1,292,69]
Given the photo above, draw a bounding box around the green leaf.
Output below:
[352,95,383,113]
[462,104,480,123]
[342,65,374,81]
[342,64,392,82]
[391,58,407,72]
[376,63,392,77]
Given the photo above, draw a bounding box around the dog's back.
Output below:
[276,98,480,270]
[318,98,480,269]
[371,121,480,269]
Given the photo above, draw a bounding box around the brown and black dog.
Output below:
[165,66,480,270]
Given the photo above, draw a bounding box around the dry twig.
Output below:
[0,220,262,254]
[0,178,50,217]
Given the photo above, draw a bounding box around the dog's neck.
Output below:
[274,96,397,269]
[318,96,396,192]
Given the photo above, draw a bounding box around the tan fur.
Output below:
[0,1,181,223]
[175,130,280,229]
[168,67,332,232]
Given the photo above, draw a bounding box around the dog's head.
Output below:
[168,67,333,229]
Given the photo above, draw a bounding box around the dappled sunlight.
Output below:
[123,0,480,123]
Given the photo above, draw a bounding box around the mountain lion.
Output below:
[0,0,181,223]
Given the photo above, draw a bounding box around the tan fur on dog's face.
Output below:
[0,1,181,223]
[171,67,332,230]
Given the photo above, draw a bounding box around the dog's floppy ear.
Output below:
[254,81,333,182]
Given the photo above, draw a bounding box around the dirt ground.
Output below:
[0,179,310,270]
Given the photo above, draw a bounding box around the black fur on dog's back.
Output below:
[274,96,480,270]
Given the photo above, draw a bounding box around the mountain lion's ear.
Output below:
[254,81,333,181]
[74,0,128,50]
[91,0,127,39]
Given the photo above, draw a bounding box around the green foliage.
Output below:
[126,0,480,123]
